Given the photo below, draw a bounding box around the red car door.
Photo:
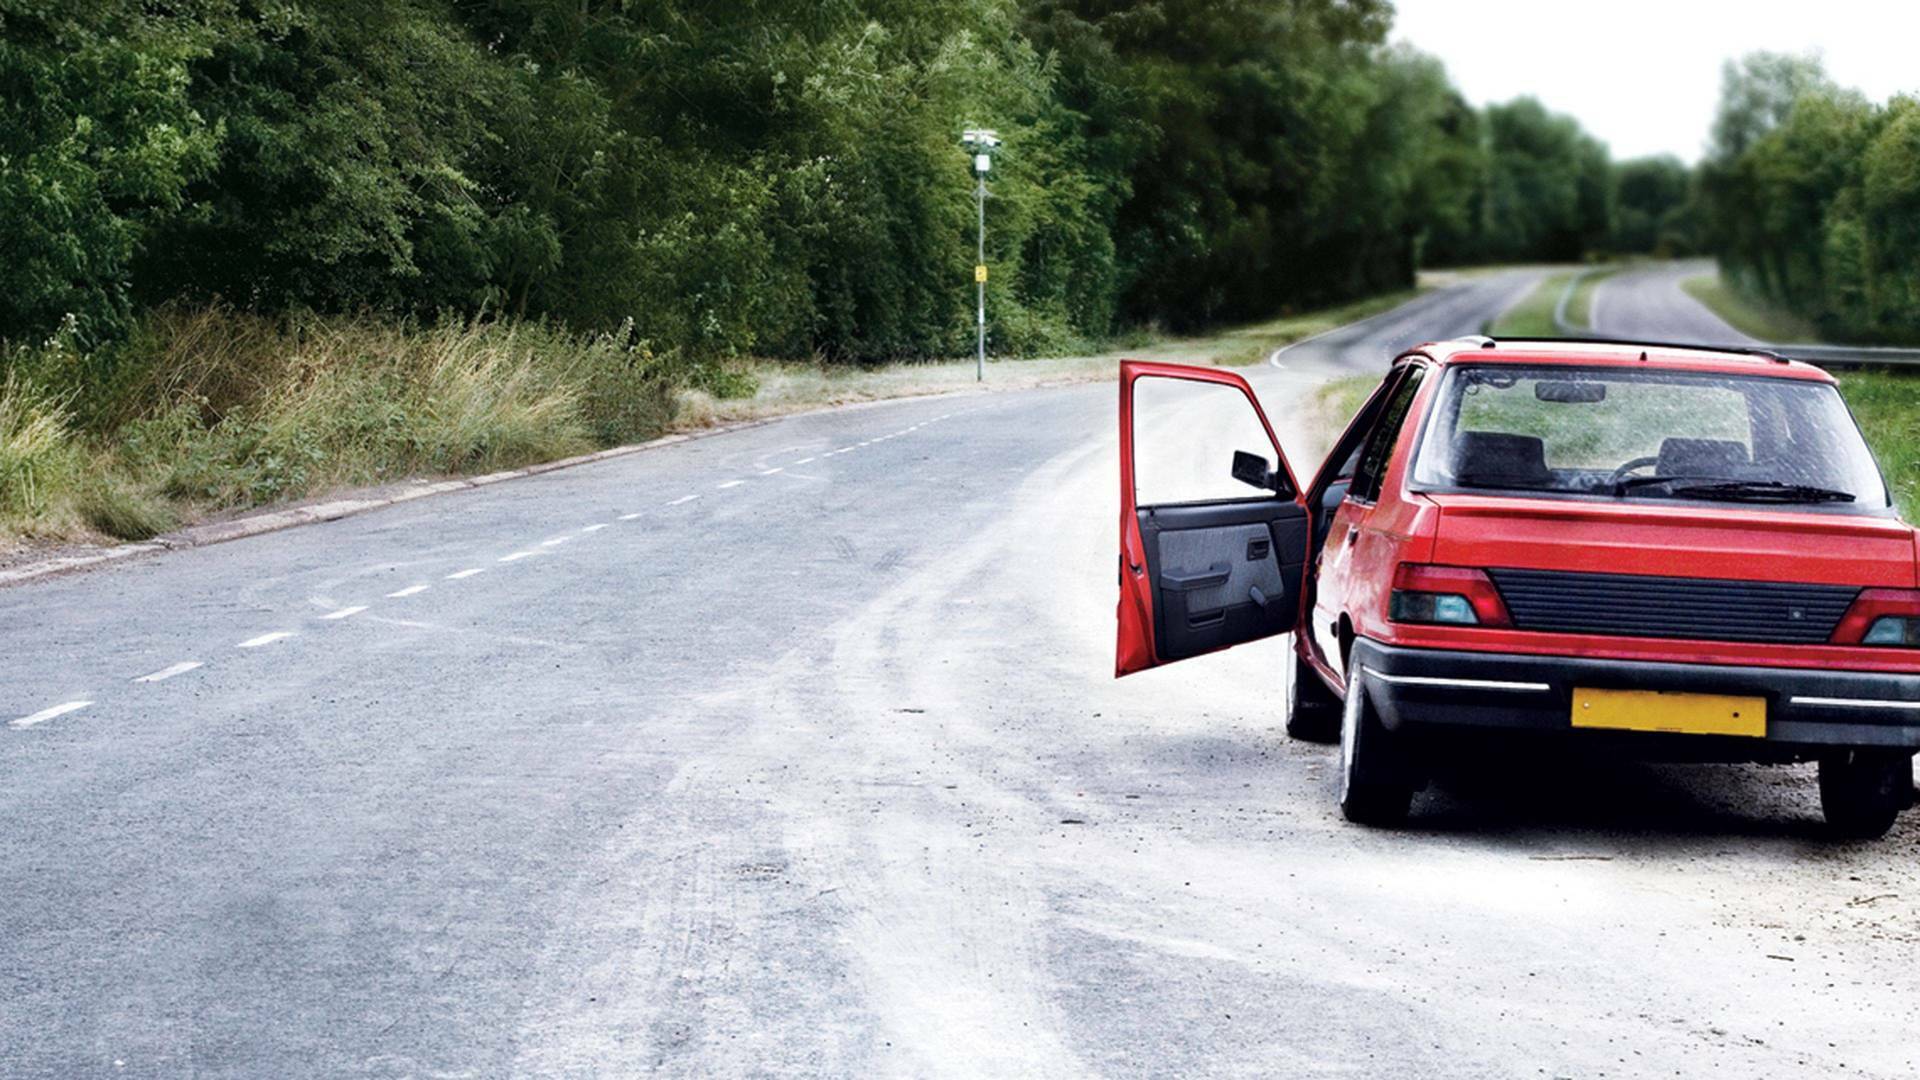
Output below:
[1116,361,1310,676]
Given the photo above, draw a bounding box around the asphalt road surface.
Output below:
[4,266,1916,1078]
[1590,259,1761,345]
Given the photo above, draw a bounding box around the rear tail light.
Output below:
[1389,564,1512,627]
[1832,589,1920,647]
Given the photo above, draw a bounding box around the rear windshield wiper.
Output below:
[1666,480,1856,504]
[1612,474,1712,496]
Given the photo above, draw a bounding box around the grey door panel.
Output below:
[1139,500,1308,662]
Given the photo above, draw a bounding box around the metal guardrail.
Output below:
[1765,344,1920,369]
[1549,270,1920,370]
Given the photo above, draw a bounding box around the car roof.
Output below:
[1406,337,1837,383]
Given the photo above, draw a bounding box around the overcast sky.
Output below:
[1391,1,1920,162]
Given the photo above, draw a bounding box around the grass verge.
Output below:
[1563,267,1620,330]
[1488,270,1580,337]
[1838,369,1920,520]
[2,311,668,552]
[676,287,1425,429]
[3,287,1434,555]
[1681,274,1821,344]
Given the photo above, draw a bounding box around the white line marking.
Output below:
[619,512,643,520]
[667,495,700,506]
[135,662,202,684]
[539,536,571,547]
[238,631,294,649]
[1790,696,1920,711]
[447,568,485,580]
[581,524,609,533]
[1361,666,1549,693]
[717,480,746,489]
[500,551,538,562]
[759,468,784,476]
[11,700,92,728]
[321,606,367,621]
[794,457,816,465]
[387,585,429,598]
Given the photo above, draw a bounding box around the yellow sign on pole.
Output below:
[975,264,988,284]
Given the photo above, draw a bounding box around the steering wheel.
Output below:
[1608,456,1660,485]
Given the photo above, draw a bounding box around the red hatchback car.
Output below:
[1117,338,1920,838]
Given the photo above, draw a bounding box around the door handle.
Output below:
[1163,563,1231,591]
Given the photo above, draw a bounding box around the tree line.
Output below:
[1699,53,1920,344]
[4,0,1692,367]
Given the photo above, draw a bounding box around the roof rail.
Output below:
[1488,335,1789,362]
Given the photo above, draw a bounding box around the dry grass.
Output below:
[2,310,667,550]
[0,373,83,532]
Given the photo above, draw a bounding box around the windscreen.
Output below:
[1410,364,1891,510]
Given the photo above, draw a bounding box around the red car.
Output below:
[1117,338,1920,838]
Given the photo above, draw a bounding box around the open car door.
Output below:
[1117,360,1310,676]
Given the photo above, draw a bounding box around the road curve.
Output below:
[1590,259,1761,345]
[1275,269,1550,371]
[1,277,1914,1078]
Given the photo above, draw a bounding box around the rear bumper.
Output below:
[1352,638,1920,754]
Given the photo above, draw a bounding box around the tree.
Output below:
[1611,156,1693,255]
[0,1,222,344]
[1480,98,1611,263]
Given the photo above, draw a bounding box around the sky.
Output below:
[1390,1,1920,162]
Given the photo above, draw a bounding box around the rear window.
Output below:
[1409,365,1891,511]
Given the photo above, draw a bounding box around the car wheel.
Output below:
[1819,750,1911,840]
[1338,677,1414,827]
[1285,652,1341,744]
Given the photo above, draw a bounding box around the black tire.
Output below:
[1286,652,1342,744]
[1338,678,1415,827]
[1819,750,1912,840]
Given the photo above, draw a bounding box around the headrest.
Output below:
[1657,437,1749,478]
[1455,431,1550,487]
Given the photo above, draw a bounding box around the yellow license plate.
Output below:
[1571,688,1767,738]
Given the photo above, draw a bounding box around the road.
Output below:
[3,266,1916,1078]
[1590,259,1760,344]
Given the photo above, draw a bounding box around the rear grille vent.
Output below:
[1486,568,1859,645]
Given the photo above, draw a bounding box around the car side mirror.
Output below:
[1231,450,1279,492]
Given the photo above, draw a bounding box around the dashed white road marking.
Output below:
[321,606,368,621]
[717,479,746,489]
[388,585,429,598]
[539,536,571,547]
[794,457,816,465]
[759,468,784,476]
[135,661,203,684]
[500,551,539,562]
[581,524,609,533]
[447,568,485,580]
[619,512,644,520]
[11,700,92,729]
[667,495,700,506]
[238,631,294,649]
